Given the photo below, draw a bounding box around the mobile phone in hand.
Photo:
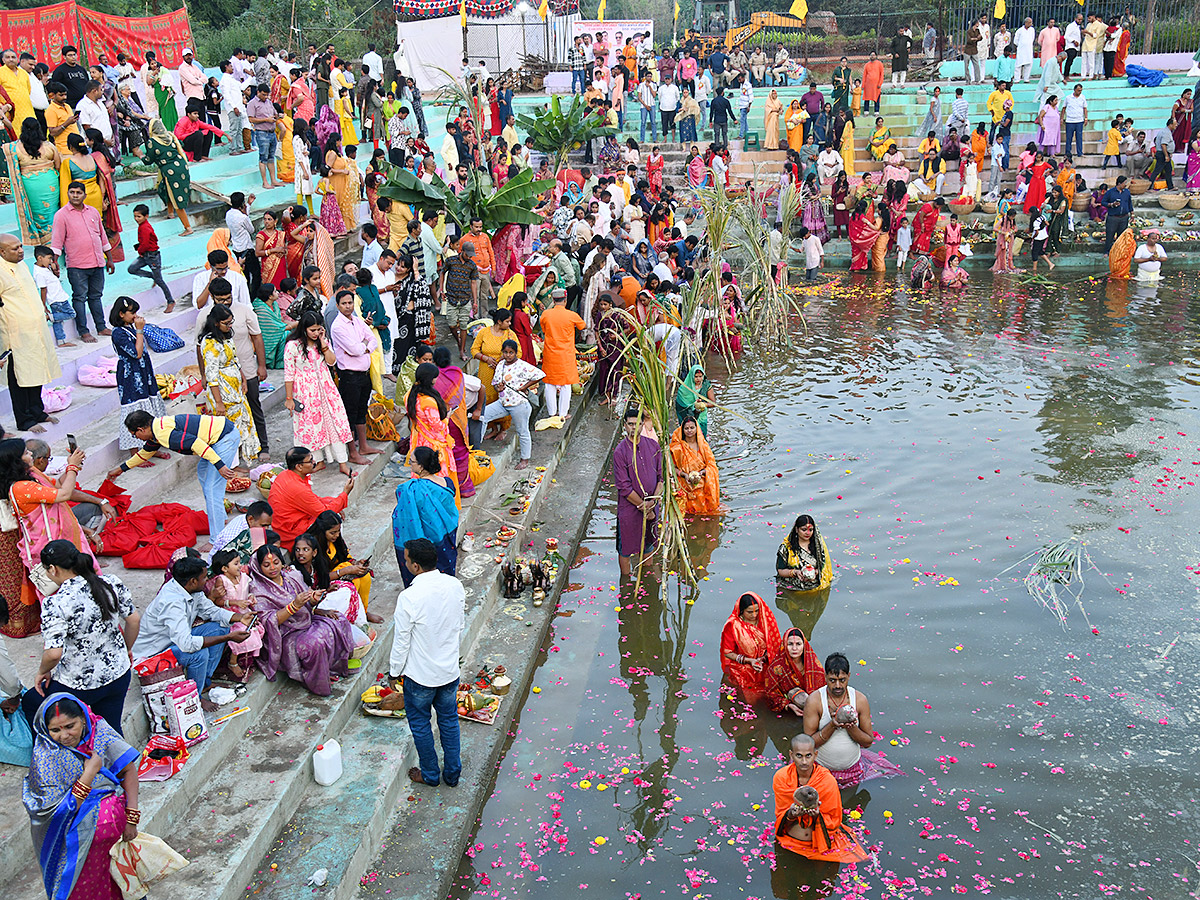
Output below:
[67,434,77,452]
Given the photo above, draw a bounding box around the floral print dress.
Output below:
[201,336,261,459]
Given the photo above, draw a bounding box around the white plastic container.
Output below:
[313,740,343,785]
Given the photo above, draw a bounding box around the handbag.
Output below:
[141,323,185,352]
[0,698,33,767]
[109,833,189,900]
[366,393,400,442]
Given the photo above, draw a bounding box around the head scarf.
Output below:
[719,592,784,678]
[206,228,243,272]
[23,693,138,900]
[766,626,827,699]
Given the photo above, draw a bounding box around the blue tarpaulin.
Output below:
[1126,64,1166,87]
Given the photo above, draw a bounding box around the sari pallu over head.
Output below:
[718,592,783,683]
[764,626,826,713]
[23,692,138,900]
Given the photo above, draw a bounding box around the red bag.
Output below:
[84,479,133,517]
[133,649,178,678]
[137,735,190,781]
[96,514,158,556]
[154,520,198,553]
[123,541,178,569]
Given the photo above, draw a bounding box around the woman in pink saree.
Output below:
[492,223,525,285]
[646,146,665,197]
[432,347,476,499]
[848,200,882,271]
[687,148,709,189]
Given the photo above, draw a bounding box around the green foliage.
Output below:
[516,94,617,175]
[378,165,554,234]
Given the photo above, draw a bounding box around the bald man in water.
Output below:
[772,732,867,861]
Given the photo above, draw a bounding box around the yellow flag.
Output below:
[674,0,680,21]
[538,0,549,18]
[597,0,605,20]
[994,0,1005,18]
[788,0,807,20]
[460,0,466,27]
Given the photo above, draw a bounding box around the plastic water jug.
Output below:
[313,740,343,785]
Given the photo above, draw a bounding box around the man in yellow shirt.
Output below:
[917,131,941,157]
[1082,14,1107,80]
[0,49,34,129]
[44,82,81,157]
[987,82,1013,140]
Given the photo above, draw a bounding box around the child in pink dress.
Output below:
[208,548,265,679]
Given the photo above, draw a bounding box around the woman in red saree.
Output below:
[1023,156,1050,214]
[1114,28,1131,76]
[509,293,537,362]
[765,627,826,715]
[646,147,664,198]
[719,592,783,702]
[913,198,941,253]
[256,209,288,288]
[492,223,525,285]
[1170,90,1193,153]
[847,201,881,271]
[432,347,476,500]
[284,206,314,280]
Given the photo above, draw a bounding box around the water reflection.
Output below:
[447,273,1200,900]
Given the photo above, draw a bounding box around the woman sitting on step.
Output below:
[247,544,356,696]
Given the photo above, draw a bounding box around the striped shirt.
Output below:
[122,415,235,470]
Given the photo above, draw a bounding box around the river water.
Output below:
[449,271,1200,900]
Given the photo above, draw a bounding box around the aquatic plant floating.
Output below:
[999,538,1098,630]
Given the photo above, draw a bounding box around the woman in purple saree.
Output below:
[433,346,476,498]
[248,544,355,696]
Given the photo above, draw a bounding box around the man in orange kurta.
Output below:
[861,53,884,113]
[467,218,497,301]
[267,447,353,549]
[773,733,869,863]
[538,288,586,420]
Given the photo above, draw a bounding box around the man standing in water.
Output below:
[772,733,868,861]
[803,652,875,788]
[613,405,662,577]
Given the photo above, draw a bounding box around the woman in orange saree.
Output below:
[405,362,461,508]
[1108,227,1136,279]
[1114,28,1131,77]
[848,201,881,271]
[719,592,783,703]
[669,416,722,515]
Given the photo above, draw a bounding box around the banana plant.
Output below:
[516,93,617,176]
[377,164,554,235]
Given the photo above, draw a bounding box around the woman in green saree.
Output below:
[253,283,288,369]
[675,363,715,437]
[141,119,193,235]
[2,117,61,245]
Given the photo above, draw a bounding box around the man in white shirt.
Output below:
[1014,18,1036,82]
[1133,235,1166,281]
[658,77,681,140]
[1063,83,1087,161]
[192,250,251,315]
[1064,13,1083,80]
[637,78,657,142]
[230,48,252,85]
[362,43,384,84]
[737,77,754,140]
[219,61,249,154]
[364,249,400,346]
[389,538,465,787]
[75,80,112,142]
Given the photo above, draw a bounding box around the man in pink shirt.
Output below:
[328,289,380,464]
[178,47,205,104]
[50,181,113,343]
[1038,20,1061,67]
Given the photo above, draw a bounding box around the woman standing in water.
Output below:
[776,514,832,591]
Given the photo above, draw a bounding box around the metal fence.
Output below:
[466,19,552,75]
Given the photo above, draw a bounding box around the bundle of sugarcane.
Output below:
[607,308,697,590]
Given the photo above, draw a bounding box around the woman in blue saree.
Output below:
[392,446,459,587]
[23,692,139,900]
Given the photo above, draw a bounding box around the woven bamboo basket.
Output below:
[1128,178,1151,195]
[1158,193,1188,211]
[949,199,977,214]
[1071,195,1090,213]
[980,200,998,215]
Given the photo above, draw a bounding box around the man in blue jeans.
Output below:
[49,181,114,344]
[247,82,282,189]
[109,411,246,538]
[569,36,588,94]
[390,538,466,787]
[130,556,252,705]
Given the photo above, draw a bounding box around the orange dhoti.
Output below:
[772,762,869,863]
